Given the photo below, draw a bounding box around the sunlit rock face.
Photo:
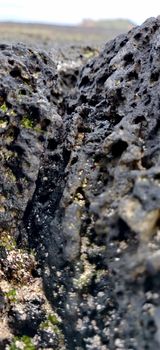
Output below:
[1,17,160,350]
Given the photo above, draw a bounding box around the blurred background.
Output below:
[0,0,159,48]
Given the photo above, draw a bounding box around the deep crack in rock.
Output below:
[1,17,160,350]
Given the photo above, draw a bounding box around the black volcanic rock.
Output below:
[0,43,64,239]
[1,17,160,350]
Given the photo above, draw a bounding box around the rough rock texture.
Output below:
[1,17,160,350]
[0,44,66,350]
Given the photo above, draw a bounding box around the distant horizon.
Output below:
[0,0,159,26]
[0,17,137,26]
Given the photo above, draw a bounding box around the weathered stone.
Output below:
[119,196,159,240]
[1,16,160,350]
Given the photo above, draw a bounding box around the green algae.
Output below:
[9,336,35,350]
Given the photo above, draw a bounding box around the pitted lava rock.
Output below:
[1,17,160,350]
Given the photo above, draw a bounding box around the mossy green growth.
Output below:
[21,116,34,129]
[48,313,60,325]
[0,102,8,113]
[20,116,42,133]
[5,289,17,303]
[40,313,61,334]
[40,313,60,328]
[9,336,35,350]
[0,233,16,251]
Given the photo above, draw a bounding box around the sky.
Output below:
[0,0,159,25]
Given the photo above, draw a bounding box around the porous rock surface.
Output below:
[0,17,160,350]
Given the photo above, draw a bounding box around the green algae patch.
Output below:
[40,312,62,336]
[5,289,17,303]
[20,116,42,132]
[40,312,60,329]
[0,232,16,251]
[21,116,34,129]
[48,313,60,325]
[0,102,8,113]
[9,335,36,350]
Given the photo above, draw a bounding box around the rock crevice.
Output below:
[1,17,160,350]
